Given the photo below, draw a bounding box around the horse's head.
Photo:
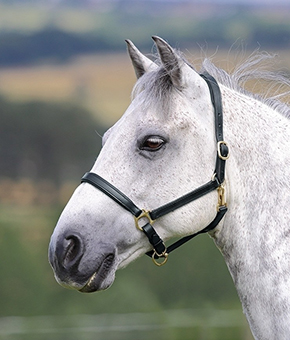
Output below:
[48,37,219,293]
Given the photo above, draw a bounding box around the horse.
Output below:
[49,36,290,339]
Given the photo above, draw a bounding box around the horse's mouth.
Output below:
[79,254,115,293]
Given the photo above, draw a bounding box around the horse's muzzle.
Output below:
[48,231,117,292]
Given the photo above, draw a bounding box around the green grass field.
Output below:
[0,205,254,339]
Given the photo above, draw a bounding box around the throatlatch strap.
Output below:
[200,72,229,184]
[200,72,224,142]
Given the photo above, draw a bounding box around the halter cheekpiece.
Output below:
[81,72,229,266]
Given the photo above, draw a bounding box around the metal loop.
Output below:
[217,184,227,211]
[152,251,168,267]
[134,210,155,231]
[217,141,230,160]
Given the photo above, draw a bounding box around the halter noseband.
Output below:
[81,72,229,266]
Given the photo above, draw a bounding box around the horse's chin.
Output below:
[55,269,116,293]
[79,270,116,293]
[51,251,118,293]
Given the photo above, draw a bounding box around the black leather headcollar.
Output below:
[81,72,229,266]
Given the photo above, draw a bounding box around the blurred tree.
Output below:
[0,97,106,183]
[0,9,289,66]
[0,29,118,66]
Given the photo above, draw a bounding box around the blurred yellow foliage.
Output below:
[0,178,76,206]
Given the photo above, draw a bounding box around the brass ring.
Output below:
[152,251,168,267]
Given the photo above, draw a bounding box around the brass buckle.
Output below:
[217,184,227,211]
[217,141,230,160]
[134,209,155,231]
[152,250,168,267]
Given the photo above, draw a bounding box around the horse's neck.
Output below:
[213,88,290,339]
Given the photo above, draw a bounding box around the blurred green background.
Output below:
[1,0,290,339]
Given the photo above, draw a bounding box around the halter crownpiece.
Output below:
[81,72,229,266]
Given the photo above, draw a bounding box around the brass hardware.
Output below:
[217,185,227,210]
[134,209,155,231]
[152,250,168,267]
[217,141,230,160]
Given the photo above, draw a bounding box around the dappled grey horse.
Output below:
[49,37,290,339]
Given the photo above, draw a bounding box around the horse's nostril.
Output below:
[63,236,81,267]
[57,234,84,270]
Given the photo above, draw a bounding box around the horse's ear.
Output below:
[125,39,157,79]
[152,36,194,90]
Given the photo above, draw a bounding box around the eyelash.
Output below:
[140,136,166,152]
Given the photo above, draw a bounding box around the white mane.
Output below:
[134,50,290,118]
[201,52,290,118]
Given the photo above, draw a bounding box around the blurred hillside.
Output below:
[0,1,289,66]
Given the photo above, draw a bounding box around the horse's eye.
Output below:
[141,136,165,151]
